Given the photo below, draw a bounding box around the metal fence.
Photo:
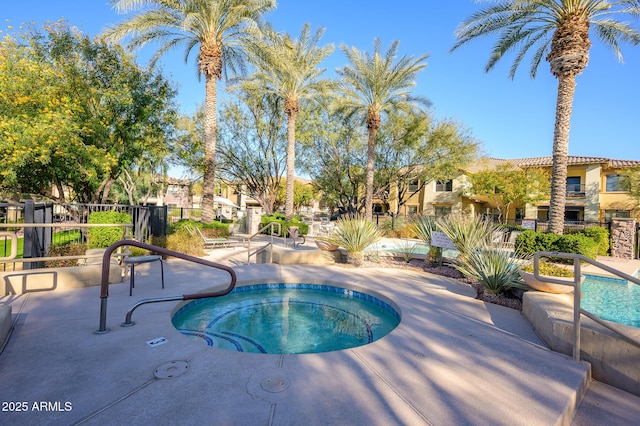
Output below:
[0,201,168,271]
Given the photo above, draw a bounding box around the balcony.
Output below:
[566,183,585,198]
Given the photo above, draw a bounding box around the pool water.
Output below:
[365,241,458,258]
[581,275,640,328]
[172,284,400,354]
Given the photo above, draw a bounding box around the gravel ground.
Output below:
[337,255,523,311]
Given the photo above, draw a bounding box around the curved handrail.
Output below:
[533,251,640,360]
[246,222,282,264]
[96,240,236,334]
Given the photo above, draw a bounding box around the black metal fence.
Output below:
[1,201,168,271]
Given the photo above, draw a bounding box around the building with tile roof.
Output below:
[380,156,640,226]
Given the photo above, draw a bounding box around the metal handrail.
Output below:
[246,222,282,265]
[96,240,236,334]
[532,251,640,360]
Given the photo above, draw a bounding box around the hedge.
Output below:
[260,214,309,236]
[88,211,132,249]
[515,228,603,260]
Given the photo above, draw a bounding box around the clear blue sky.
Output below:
[5,0,640,166]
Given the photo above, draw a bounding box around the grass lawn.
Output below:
[1,230,83,259]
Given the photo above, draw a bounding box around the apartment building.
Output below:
[383,156,640,224]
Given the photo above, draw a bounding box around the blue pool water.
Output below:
[172,283,401,354]
[365,241,459,258]
[581,275,640,328]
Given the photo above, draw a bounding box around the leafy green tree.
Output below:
[467,164,550,223]
[297,106,367,215]
[336,39,429,221]
[376,109,479,214]
[452,1,640,234]
[104,0,276,222]
[274,179,317,213]
[216,91,287,214]
[0,23,176,203]
[241,23,334,220]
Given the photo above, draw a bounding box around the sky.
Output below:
[4,0,640,176]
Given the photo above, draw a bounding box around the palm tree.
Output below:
[336,39,429,221]
[241,23,334,220]
[452,1,640,234]
[103,0,275,223]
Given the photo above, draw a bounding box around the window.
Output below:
[166,185,180,196]
[434,206,451,217]
[566,177,583,196]
[515,208,525,221]
[604,210,630,222]
[606,175,628,192]
[537,207,549,222]
[435,180,452,192]
[407,205,418,215]
[408,179,419,192]
[564,207,584,222]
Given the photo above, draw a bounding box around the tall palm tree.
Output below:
[336,39,429,221]
[452,1,640,234]
[241,23,334,220]
[102,0,275,223]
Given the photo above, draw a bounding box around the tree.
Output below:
[104,0,276,222]
[467,164,550,223]
[297,106,368,215]
[216,92,287,214]
[241,23,334,220]
[375,110,479,214]
[274,178,317,213]
[452,1,640,234]
[0,23,176,203]
[336,39,429,221]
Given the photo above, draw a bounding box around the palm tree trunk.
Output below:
[364,127,377,221]
[548,75,576,235]
[201,73,217,223]
[285,110,297,221]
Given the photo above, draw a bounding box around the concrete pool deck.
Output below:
[1,247,639,425]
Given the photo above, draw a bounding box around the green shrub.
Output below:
[45,242,88,267]
[514,229,536,256]
[165,228,204,256]
[260,214,308,236]
[582,226,610,256]
[169,219,230,238]
[88,211,132,248]
[515,228,601,260]
[554,233,598,259]
[521,261,574,277]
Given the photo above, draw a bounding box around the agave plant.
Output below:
[452,245,527,295]
[436,214,497,258]
[396,239,418,263]
[327,215,382,267]
[411,214,437,244]
[410,214,440,264]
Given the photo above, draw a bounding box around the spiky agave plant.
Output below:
[410,214,440,264]
[396,239,418,263]
[435,214,497,258]
[452,245,527,295]
[327,215,382,266]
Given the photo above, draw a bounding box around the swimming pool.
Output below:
[581,275,640,328]
[365,241,459,258]
[172,283,401,354]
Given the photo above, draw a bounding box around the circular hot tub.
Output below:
[172,283,401,354]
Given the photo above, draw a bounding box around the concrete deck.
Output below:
[1,245,639,425]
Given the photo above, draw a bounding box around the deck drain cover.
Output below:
[154,361,189,379]
[261,376,290,393]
